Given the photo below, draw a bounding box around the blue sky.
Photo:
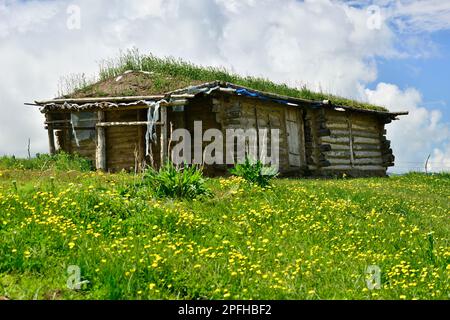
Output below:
[373,30,450,123]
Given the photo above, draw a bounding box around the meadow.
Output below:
[0,157,448,300]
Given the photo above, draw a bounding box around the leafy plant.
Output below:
[229,158,278,188]
[143,162,212,199]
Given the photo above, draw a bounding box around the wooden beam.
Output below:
[160,106,168,165]
[35,96,193,105]
[96,111,106,171]
[46,114,56,155]
[96,121,162,127]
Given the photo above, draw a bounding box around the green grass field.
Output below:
[0,164,448,300]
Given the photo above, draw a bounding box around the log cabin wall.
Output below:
[44,96,393,177]
[211,94,307,175]
[316,108,390,177]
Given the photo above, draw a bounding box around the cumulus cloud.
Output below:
[365,83,450,173]
[0,0,448,172]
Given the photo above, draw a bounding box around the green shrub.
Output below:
[229,158,278,187]
[0,152,93,172]
[143,162,212,199]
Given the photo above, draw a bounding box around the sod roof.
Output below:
[64,51,389,112]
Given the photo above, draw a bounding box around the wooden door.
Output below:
[285,108,303,167]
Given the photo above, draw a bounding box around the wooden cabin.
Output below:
[32,71,407,177]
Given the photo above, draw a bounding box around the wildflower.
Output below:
[68,242,75,249]
[149,283,156,290]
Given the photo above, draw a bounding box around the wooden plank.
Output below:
[298,109,307,166]
[160,106,168,165]
[96,111,107,171]
[285,108,301,167]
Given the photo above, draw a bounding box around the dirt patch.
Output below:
[68,71,205,98]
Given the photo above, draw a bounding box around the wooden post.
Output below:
[46,113,56,155]
[160,106,168,165]
[96,111,107,171]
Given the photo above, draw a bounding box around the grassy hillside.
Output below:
[64,49,388,112]
[0,163,448,300]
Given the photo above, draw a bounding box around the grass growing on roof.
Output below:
[68,48,388,112]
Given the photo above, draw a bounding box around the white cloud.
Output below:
[0,0,448,172]
[365,83,450,173]
[0,0,60,38]
[347,0,450,33]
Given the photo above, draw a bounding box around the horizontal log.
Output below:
[326,118,380,132]
[353,158,383,165]
[328,158,352,165]
[353,151,382,158]
[97,121,162,127]
[46,126,96,130]
[328,143,350,151]
[321,136,350,144]
[329,144,382,153]
[353,144,381,151]
[324,150,352,158]
[353,137,380,145]
[331,129,380,139]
